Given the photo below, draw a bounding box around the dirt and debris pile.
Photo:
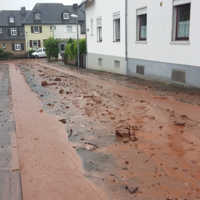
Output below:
[115,125,138,142]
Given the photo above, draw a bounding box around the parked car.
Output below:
[32,48,46,58]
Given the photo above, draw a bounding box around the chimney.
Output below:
[20,7,26,16]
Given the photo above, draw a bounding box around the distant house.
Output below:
[23,3,86,51]
[85,0,200,88]
[0,7,30,57]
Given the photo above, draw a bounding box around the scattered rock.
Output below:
[59,89,64,94]
[125,185,139,194]
[59,119,66,124]
[41,81,48,87]
[115,125,138,142]
[174,120,186,127]
[54,77,62,81]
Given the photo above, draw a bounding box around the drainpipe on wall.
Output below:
[125,0,128,75]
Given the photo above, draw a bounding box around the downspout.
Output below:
[125,0,128,75]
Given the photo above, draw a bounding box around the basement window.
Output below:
[98,58,103,66]
[114,60,120,68]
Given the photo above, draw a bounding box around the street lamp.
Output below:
[71,14,80,70]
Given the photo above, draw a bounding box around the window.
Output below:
[90,18,94,36]
[2,44,6,49]
[9,17,15,23]
[0,28,2,34]
[114,60,120,68]
[61,44,65,51]
[15,44,21,51]
[173,3,191,41]
[30,40,41,48]
[98,58,103,66]
[10,28,17,36]
[34,13,41,20]
[113,13,120,42]
[66,25,73,33]
[31,26,42,33]
[137,8,147,41]
[96,18,102,42]
[63,13,70,20]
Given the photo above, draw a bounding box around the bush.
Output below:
[44,38,59,61]
[64,38,86,64]
[0,48,12,60]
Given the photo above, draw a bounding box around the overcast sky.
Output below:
[0,0,82,10]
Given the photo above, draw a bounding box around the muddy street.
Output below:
[1,59,200,200]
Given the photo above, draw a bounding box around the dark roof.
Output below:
[0,10,31,26]
[23,3,85,25]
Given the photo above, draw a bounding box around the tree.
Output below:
[44,38,59,61]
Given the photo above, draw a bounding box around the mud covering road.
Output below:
[2,59,200,200]
[0,64,22,200]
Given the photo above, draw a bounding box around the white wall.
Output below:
[86,0,126,58]
[128,0,200,67]
[53,24,85,40]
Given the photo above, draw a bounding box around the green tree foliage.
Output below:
[44,38,59,61]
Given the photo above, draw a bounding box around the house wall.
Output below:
[53,24,85,40]
[25,25,53,50]
[127,0,200,87]
[86,0,127,75]
[0,40,26,56]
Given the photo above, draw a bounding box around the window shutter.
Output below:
[30,40,32,48]
[38,40,41,47]
[8,28,10,36]
[31,26,34,33]
[39,26,42,33]
[12,44,15,51]
[21,43,24,51]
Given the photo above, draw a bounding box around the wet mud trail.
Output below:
[9,63,107,200]
[12,59,200,200]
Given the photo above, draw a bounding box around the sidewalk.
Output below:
[0,64,22,200]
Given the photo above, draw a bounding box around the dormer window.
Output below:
[63,13,70,20]
[34,13,41,20]
[9,17,15,23]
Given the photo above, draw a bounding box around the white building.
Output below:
[85,0,200,88]
[85,0,127,75]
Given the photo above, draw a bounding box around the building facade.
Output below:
[23,3,86,51]
[0,8,30,57]
[85,0,200,88]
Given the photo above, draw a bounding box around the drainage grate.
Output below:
[171,70,186,83]
[136,65,145,75]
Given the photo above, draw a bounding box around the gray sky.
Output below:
[0,0,82,10]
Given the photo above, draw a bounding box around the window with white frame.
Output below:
[113,12,120,42]
[66,25,73,33]
[90,18,94,36]
[33,26,40,33]
[96,17,102,42]
[136,8,147,41]
[172,1,191,41]
[9,17,15,23]
[10,28,17,36]
[63,13,70,20]
[15,44,21,51]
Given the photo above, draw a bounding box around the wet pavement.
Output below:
[0,64,22,200]
[1,59,200,200]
